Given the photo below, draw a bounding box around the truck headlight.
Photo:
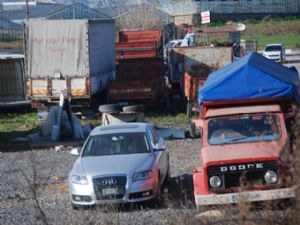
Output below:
[132,170,153,181]
[264,170,278,184]
[71,175,88,185]
[209,176,222,188]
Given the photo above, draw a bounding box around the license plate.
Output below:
[230,192,262,203]
[102,187,118,195]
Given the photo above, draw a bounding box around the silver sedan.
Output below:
[69,122,170,207]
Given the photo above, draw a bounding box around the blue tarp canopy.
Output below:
[198,52,300,106]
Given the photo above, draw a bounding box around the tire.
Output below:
[122,104,145,113]
[98,104,121,113]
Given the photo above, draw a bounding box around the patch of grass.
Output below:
[197,18,300,49]
[0,112,38,133]
[241,18,300,49]
[242,31,300,50]
[145,112,190,127]
[0,40,23,49]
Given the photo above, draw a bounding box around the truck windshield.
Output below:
[82,132,150,157]
[208,114,280,145]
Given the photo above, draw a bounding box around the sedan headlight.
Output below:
[264,170,278,184]
[209,176,222,188]
[71,175,88,185]
[132,170,153,181]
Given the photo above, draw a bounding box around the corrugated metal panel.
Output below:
[116,41,157,60]
[88,19,116,76]
[116,29,162,60]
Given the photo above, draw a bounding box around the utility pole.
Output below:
[25,0,29,21]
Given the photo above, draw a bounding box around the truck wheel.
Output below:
[187,102,193,118]
[122,104,145,113]
[99,104,121,113]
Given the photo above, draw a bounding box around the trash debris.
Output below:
[102,112,144,125]
[41,90,85,141]
[55,145,64,151]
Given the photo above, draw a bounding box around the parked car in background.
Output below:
[263,43,285,63]
[69,123,170,208]
[163,39,182,62]
[163,33,196,62]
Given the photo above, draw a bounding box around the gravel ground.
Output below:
[0,139,202,225]
[0,137,294,225]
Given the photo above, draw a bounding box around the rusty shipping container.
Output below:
[167,46,233,116]
[116,29,163,61]
[107,58,167,104]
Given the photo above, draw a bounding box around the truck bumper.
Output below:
[194,187,295,206]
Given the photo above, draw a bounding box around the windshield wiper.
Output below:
[225,137,249,144]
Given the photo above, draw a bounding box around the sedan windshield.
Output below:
[208,114,280,145]
[82,132,150,157]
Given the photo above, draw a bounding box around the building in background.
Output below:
[160,0,300,25]
[0,2,110,24]
[0,15,22,41]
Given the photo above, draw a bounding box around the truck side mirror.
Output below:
[193,119,204,128]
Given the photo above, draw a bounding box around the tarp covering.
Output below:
[198,52,300,105]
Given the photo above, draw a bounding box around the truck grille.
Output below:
[93,176,127,200]
[207,161,278,190]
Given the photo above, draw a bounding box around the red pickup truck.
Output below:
[193,99,296,207]
[192,52,299,208]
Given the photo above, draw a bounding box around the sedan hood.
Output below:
[201,140,286,166]
[80,153,155,178]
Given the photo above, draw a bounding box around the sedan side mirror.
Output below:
[70,147,81,156]
[153,137,166,151]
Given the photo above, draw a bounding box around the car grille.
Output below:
[93,176,127,200]
[207,161,278,190]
